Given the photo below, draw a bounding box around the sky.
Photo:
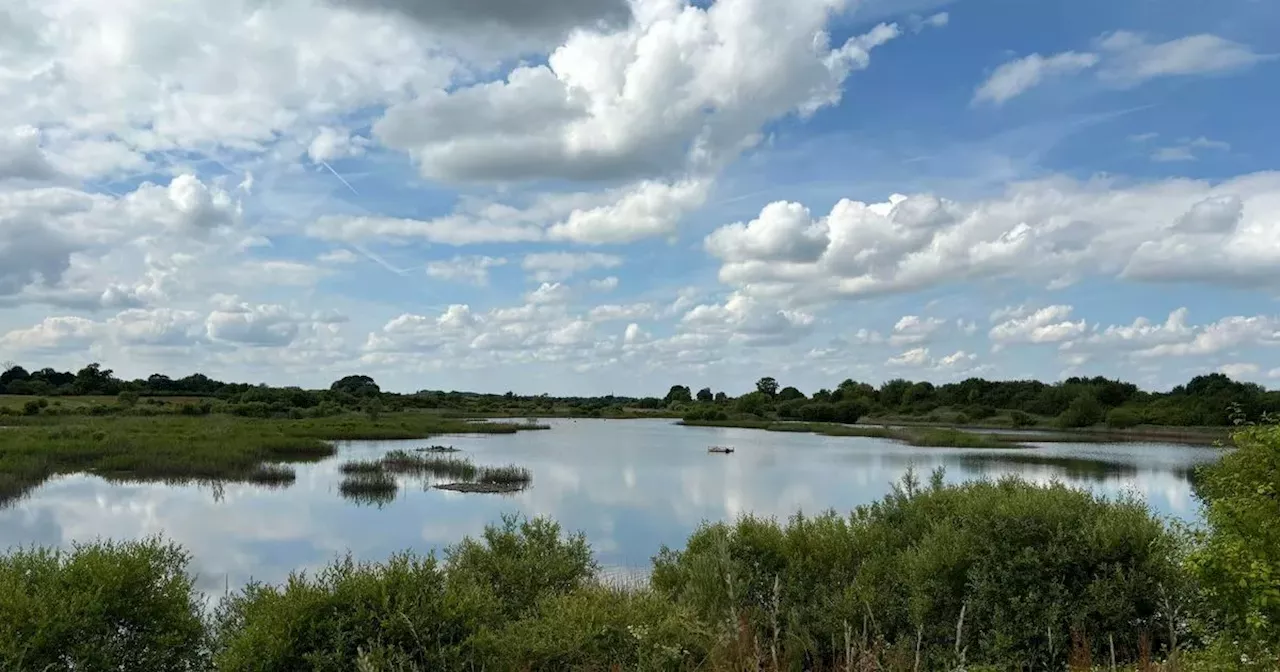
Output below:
[1,0,1278,396]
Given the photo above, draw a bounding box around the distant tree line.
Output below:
[2,361,1276,427]
[669,373,1280,428]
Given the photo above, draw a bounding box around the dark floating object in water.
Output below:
[434,482,527,494]
[414,445,460,453]
[708,446,735,454]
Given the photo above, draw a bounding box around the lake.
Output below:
[0,419,1223,593]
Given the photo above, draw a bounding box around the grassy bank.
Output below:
[678,419,1020,448]
[0,413,542,507]
[6,465,1276,671]
[867,416,1230,446]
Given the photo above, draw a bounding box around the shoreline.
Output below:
[676,418,1229,447]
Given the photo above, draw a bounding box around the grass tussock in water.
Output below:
[338,471,398,507]
[0,413,539,508]
[380,450,478,480]
[477,464,532,485]
[339,459,384,475]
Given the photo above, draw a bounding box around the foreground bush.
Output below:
[481,585,711,670]
[212,552,496,671]
[0,538,205,671]
[213,516,597,670]
[1190,423,1280,657]
[652,473,1184,670]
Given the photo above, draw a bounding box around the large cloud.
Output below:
[373,0,906,183]
[0,175,246,307]
[706,172,1280,304]
[0,0,455,175]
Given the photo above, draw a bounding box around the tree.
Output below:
[777,386,806,402]
[664,385,693,404]
[330,375,381,397]
[734,391,770,416]
[1,365,30,387]
[756,377,779,397]
[879,379,912,409]
[1057,392,1104,428]
[74,363,117,394]
[833,400,868,424]
[713,391,728,403]
[695,387,714,402]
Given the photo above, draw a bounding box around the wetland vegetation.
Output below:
[0,413,540,507]
[3,421,1277,670]
[2,362,1278,668]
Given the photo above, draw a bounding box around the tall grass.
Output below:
[477,464,532,485]
[339,459,384,475]
[381,450,478,479]
[338,471,398,506]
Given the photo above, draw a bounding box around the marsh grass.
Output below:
[0,413,541,507]
[340,459,385,475]
[477,464,532,485]
[381,450,478,480]
[338,471,398,506]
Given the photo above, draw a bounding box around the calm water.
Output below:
[0,419,1222,592]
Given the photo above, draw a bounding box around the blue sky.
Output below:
[1,0,1277,395]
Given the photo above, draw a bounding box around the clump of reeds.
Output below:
[340,459,385,475]
[381,450,477,480]
[477,464,532,485]
[339,471,398,503]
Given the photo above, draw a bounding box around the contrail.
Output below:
[320,160,359,196]
[314,159,411,276]
[350,243,412,276]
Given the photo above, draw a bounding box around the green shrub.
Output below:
[0,538,205,671]
[1189,424,1280,651]
[21,399,42,416]
[1057,392,1104,428]
[446,516,597,620]
[1106,407,1143,429]
[833,400,868,424]
[1008,410,1036,428]
[212,552,496,671]
[682,406,728,422]
[652,475,1183,670]
[117,390,140,407]
[798,402,836,422]
[481,584,710,671]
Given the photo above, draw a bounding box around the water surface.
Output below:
[0,419,1222,592]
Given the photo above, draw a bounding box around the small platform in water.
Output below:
[707,446,735,454]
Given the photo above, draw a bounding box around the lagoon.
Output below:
[0,418,1221,593]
